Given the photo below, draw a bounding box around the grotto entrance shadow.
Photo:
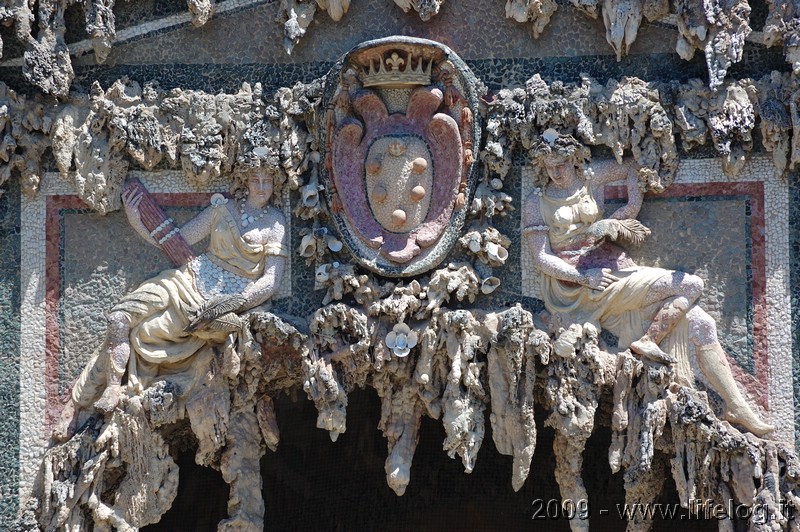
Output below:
[146,388,719,531]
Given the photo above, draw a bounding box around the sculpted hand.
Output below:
[121,188,144,225]
[583,268,619,290]
[586,219,616,240]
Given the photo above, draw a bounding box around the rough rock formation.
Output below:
[674,0,752,90]
[27,311,308,532]
[542,323,614,532]
[279,0,351,53]
[486,306,543,491]
[504,0,557,38]
[0,1,221,96]
[482,71,798,183]
[0,76,316,207]
[35,403,180,531]
[393,0,445,20]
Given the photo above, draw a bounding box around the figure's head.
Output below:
[249,168,275,207]
[232,166,279,207]
[233,120,284,205]
[529,130,591,188]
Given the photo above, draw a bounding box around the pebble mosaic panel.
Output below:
[16,171,293,500]
[0,180,20,529]
[791,175,800,452]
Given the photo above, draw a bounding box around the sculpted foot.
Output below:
[724,408,775,437]
[94,384,122,413]
[629,337,675,365]
[53,401,79,441]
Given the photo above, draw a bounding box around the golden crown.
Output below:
[361,51,432,88]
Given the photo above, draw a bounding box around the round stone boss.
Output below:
[319,36,482,277]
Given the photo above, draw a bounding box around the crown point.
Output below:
[361,50,433,89]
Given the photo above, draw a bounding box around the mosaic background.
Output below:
[0,181,20,529]
[0,0,796,528]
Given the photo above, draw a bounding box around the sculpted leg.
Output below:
[630,273,703,364]
[54,311,131,439]
[688,307,774,436]
[93,310,131,413]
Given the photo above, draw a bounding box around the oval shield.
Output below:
[320,37,481,277]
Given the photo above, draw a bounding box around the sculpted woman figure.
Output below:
[56,165,288,438]
[523,132,772,436]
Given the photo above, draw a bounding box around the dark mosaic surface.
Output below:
[1,46,788,99]
[99,1,671,66]
[0,180,21,528]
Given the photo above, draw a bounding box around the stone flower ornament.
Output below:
[385,323,418,357]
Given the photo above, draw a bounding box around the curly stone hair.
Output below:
[528,131,592,189]
[231,120,285,204]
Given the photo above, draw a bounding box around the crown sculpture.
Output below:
[361,51,432,88]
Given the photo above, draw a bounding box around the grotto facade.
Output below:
[2,1,800,531]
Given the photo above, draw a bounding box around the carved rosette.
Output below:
[320,37,481,277]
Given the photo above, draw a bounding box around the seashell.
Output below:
[411,157,428,173]
[468,236,481,253]
[391,209,407,228]
[302,183,319,207]
[410,185,426,201]
[325,233,343,252]
[299,234,317,258]
[315,263,331,286]
[543,128,559,145]
[480,276,501,294]
[490,178,503,190]
[485,242,509,265]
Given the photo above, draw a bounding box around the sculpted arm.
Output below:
[591,160,643,220]
[178,206,214,245]
[121,188,214,246]
[240,213,287,311]
[525,228,585,284]
[121,188,159,246]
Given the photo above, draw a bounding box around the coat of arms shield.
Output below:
[320,37,481,277]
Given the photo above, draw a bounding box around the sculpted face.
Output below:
[247,169,274,208]
[544,155,577,188]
